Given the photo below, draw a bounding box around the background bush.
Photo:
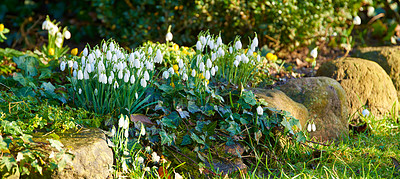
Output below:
[1,0,362,50]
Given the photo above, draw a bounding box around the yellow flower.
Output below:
[71,48,78,56]
[173,44,179,51]
[266,53,277,62]
[48,48,55,56]
[0,24,4,32]
[199,73,205,79]
[173,64,179,71]
[170,82,175,88]
[205,79,209,85]
[266,53,274,60]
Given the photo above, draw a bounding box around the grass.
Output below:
[232,112,400,179]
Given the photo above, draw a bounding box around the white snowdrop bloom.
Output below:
[217,36,223,47]
[215,65,218,72]
[175,172,183,179]
[84,70,89,80]
[144,71,150,81]
[233,60,240,67]
[235,55,241,63]
[108,75,114,84]
[178,58,184,68]
[235,40,242,50]
[134,58,141,69]
[257,55,261,62]
[135,92,138,99]
[128,53,134,63]
[112,54,119,63]
[109,42,115,52]
[68,60,74,68]
[118,115,125,128]
[206,58,212,69]
[166,31,173,42]
[102,43,107,52]
[98,62,105,73]
[94,88,98,95]
[256,106,263,115]
[229,46,233,53]
[64,30,71,39]
[78,88,82,94]
[148,46,153,54]
[196,41,202,51]
[151,152,160,163]
[106,51,112,61]
[130,75,135,84]
[91,62,95,73]
[353,15,361,25]
[310,47,318,59]
[77,70,83,80]
[102,74,108,84]
[113,81,119,89]
[73,61,78,70]
[49,24,58,36]
[155,49,163,63]
[312,123,316,132]
[205,70,210,80]
[60,61,66,71]
[124,117,129,129]
[140,78,147,88]
[218,47,225,57]
[211,53,216,61]
[146,61,154,70]
[88,53,94,64]
[247,49,253,56]
[200,36,206,45]
[86,63,92,73]
[211,67,216,76]
[251,36,258,49]
[81,56,86,66]
[83,47,88,57]
[42,20,49,30]
[55,33,63,48]
[73,69,77,77]
[168,67,175,75]
[95,49,101,59]
[98,74,104,83]
[241,54,249,63]
[199,62,205,72]
[118,70,123,79]
[362,109,370,117]
[183,73,188,81]
[191,69,196,77]
[137,157,144,164]
[162,71,169,79]
[208,40,215,50]
[124,71,130,83]
[307,123,312,132]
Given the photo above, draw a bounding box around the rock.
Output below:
[251,88,309,128]
[354,46,400,98]
[32,128,113,179]
[317,57,399,117]
[279,77,349,141]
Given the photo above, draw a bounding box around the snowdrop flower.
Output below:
[84,70,89,80]
[68,60,74,68]
[108,74,114,84]
[312,123,316,131]
[251,36,258,50]
[55,32,63,48]
[229,46,233,53]
[109,42,115,52]
[211,67,216,76]
[60,61,66,71]
[166,31,173,42]
[135,92,138,99]
[211,53,216,61]
[130,75,135,84]
[144,167,150,172]
[124,116,129,129]
[162,71,169,79]
[86,63,92,73]
[362,109,370,117]
[118,70,123,79]
[64,30,71,39]
[257,55,261,62]
[178,58,184,68]
[256,106,263,115]
[77,70,83,80]
[73,69,77,77]
[119,115,125,128]
[81,56,86,66]
[83,47,88,57]
[106,51,112,61]
[199,62,205,72]
[215,65,218,72]
[200,36,206,45]
[206,58,212,69]
[94,88,98,95]
[191,69,196,77]
[95,49,101,58]
[235,40,242,50]
[233,60,240,67]
[73,61,78,70]
[168,67,175,75]
[144,71,150,81]
[113,81,119,89]
[310,47,318,59]
[148,46,153,54]
[235,55,241,63]
[78,88,82,94]
[155,49,163,63]
[175,172,183,179]
[217,36,223,47]
[151,152,160,163]
[49,24,58,36]
[241,54,249,63]
[247,49,253,56]
[307,123,312,132]
[42,20,49,30]
[124,71,130,83]
[353,15,361,25]
[205,70,210,80]
[137,157,144,164]
[183,73,188,81]
[134,58,141,68]
[140,78,147,87]
[196,41,202,51]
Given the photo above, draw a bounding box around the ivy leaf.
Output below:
[13,55,39,77]
[41,82,56,95]
[177,109,190,119]
[226,120,240,136]
[161,112,180,129]
[159,84,174,94]
[180,134,192,146]
[39,68,52,80]
[1,156,16,171]
[295,131,306,142]
[47,138,64,151]
[188,101,200,114]
[160,131,175,145]
[242,90,256,106]
[190,132,205,145]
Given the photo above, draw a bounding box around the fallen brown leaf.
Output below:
[130,114,154,126]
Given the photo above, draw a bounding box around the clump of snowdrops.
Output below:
[41,15,71,59]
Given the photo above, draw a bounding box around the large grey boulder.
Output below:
[354,46,400,98]
[317,57,399,118]
[251,88,309,128]
[279,77,349,141]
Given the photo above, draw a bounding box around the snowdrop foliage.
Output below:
[64,39,162,114]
